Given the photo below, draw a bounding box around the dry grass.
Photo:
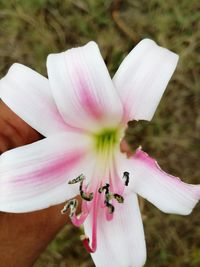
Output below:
[0,0,199,266]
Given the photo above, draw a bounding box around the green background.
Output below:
[0,0,199,266]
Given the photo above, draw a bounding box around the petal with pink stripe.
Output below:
[47,41,123,133]
[83,193,146,267]
[0,132,95,212]
[117,148,200,215]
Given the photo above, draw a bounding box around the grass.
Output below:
[0,0,199,266]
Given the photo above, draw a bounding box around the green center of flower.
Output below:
[93,128,119,153]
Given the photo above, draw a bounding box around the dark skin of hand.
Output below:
[0,100,71,267]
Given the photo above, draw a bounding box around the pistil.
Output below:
[61,199,78,217]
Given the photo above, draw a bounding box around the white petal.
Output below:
[0,132,95,212]
[84,194,146,267]
[117,149,200,215]
[113,39,179,122]
[47,41,123,133]
[0,63,69,137]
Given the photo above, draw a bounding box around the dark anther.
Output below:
[68,174,85,184]
[79,179,94,201]
[98,183,124,214]
[105,200,115,214]
[113,193,124,203]
[98,183,110,194]
[61,199,78,217]
[123,171,130,186]
[98,187,103,193]
[68,174,94,201]
[80,191,94,201]
[105,193,112,202]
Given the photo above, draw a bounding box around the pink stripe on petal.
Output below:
[47,41,123,132]
[0,132,93,212]
[134,148,199,198]
[79,82,103,120]
[5,151,85,186]
[134,148,181,179]
[70,64,103,120]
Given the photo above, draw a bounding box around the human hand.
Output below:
[0,100,70,267]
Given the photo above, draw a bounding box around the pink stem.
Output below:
[82,189,100,253]
[71,211,89,227]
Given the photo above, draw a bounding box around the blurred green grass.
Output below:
[0,0,199,266]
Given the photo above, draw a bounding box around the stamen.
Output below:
[98,183,124,214]
[98,183,110,194]
[104,200,115,214]
[68,174,94,201]
[113,193,124,203]
[68,173,85,184]
[80,235,95,253]
[105,192,112,202]
[71,210,89,227]
[80,191,94,201]
[79,179,94,201]
[123,171,130,186]
[61,199,78,217]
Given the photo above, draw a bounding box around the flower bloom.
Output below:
[0,39,199,267]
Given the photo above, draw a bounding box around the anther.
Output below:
[79,179,94,201]
[98,183,110,194]
[105,193,112,202]
[113,193,124,203]
[123,171,130,186]
[80,191,94,201]
[68,174,85,184]
[105,193,124,203]
[105,200,115,214]
[61,199,78,217]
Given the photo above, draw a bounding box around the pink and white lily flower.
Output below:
[0,39,199,267]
